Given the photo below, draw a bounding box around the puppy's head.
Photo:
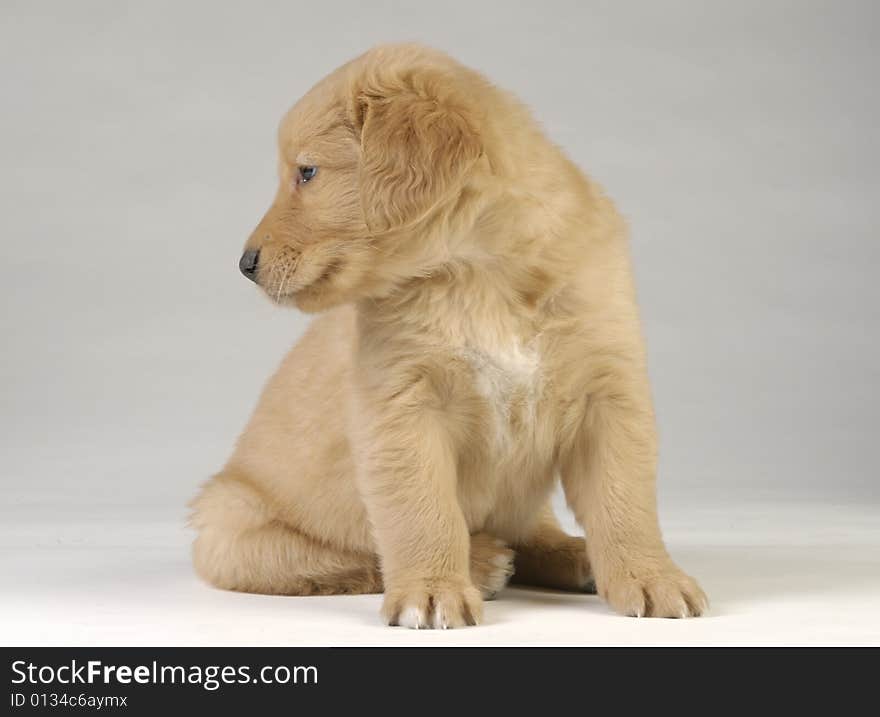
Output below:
[241,45,483,312]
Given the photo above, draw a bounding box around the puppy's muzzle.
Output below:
[239,249,260,282]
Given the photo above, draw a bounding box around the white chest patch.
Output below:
[457,339,542,446]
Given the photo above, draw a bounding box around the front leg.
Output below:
[354,374,482,629]
[560,363,708,618]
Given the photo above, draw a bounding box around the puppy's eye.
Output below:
[298,166,318,184]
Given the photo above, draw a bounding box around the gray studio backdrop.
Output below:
[1,0,877,521]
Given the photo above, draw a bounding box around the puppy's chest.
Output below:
[454,336,546,450]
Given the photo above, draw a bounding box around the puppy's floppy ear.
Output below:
[353,68,482,233]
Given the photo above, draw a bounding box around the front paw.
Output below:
[382,578,483,629]
[600,562,708,618]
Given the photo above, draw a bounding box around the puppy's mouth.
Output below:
[304,259,344,290]
[268,259,344,301]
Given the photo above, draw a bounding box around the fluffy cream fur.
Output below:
[190,44,707,627]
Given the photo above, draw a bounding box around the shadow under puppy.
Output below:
[190,44,707,628]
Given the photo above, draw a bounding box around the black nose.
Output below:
[239,249,260,281]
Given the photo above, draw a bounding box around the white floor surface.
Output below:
[2,501,878,646]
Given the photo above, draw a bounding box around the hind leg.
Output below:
[190,472,519,599]
[190,471,382,596]
[510,504,596,593]
[469,532,515,599]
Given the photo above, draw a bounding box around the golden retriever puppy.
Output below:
[190,44,707,627]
